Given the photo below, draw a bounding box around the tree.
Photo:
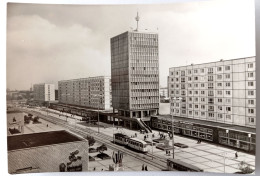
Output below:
[96,144,107,154]
[238,161,254,174]
[84,135,95,146]
[33,116,40,123]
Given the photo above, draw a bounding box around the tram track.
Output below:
[20,108,170,171]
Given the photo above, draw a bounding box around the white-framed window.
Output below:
[218,106,222,110]
[189,111,192,115]
[195,91,199,95]
[208,112,214,117]
[218,98,222,103]
[217,75,222,79]
[195,105,199,109]
[201,69,204,73]
[249,117,255,123]
[188,77,192,81]
[201,91,205,95]
[201,98,205,102]
[194,84,198,87]
[248,82,254,86]
[248,108,254,114]
[194,76,198,81]
[189,104,192,108]
[226,107,231,111]
[194,69,198,73]
[217,83,222,87]
[188,70,192,74]
[248,63,253,68]
[201,83,205,87]
[248,90,254,96]
[248,99,254,105]
[226,82,231,87]
[225,74,231,79]
[194,98,199,102]
[217,67,222,71]
[226,99,231,103]
[217,91,222,95]
[201,112,205,116]
[226,115,231,120]
[176,71,179,75]
[201,105,205,109]
[225,66,231,70]
[218,114,223,119]
[189,91,192,95]
[226,91,231,95]
[248,72,254,78]
[195,111,199,116]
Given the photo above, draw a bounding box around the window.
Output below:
[226,91,231,95]
[248,72,254,78]
[194,69,198,73]
[226,107,231,111]
[189,104,192,108]
[208,68,213,73]
[176,78,179,82]
[248,63,253,68]
[195,91,199,95]
[225,66,231,70]
[132,67,135,70]
[218,114,223,119]
[217,75,222,79]
[189,97,192,101]
[201,83,205,87]
[208,113,214,118]
[171,72,174,75]
[195,105,199,109]
[176,84,179,88]
[226,82,231,87]
[218,98,222,103]
[201,91,205,95]
[218,106,222,110]
[201,112,205,116]
[176,103,179,107]
[188,84,192,88]
[248,90,254,96]
[188,70,192,74]
[226,115,231,120]
[194,76,198,81]
[248,82,254,86]
[189,111,192,115]
[171,84,174,88]
[201,105,205,109]
[225,74,231,79]
[226,99,231,103]
[189,91,192,95]
[194,84,198,88]
[217,83,222,87]
[195,98,199,102]
[201,69,204,73]
[248,100,254,105]
[217,67,222,71]
[217,91,222,95]
[195,111,199,116]
[188,77,192,81]
[249,117,255,123]
[171,78,174,82]
[201,98,205,102]
[248,108,254,114]
[176,71,179,75]
[208,76,213,81]
[208,106,214,111]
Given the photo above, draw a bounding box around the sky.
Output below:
[6,0,255,90]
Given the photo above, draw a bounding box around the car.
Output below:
[174,143,188,148]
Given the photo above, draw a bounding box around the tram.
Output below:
[167,159,203,172]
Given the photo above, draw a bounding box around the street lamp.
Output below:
[248,133,251,152]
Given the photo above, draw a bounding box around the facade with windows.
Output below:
[160,87,169,98]
[169,57,256,128]
[111,31,159,118]
[58,76,112,110]
[33,83,55,102]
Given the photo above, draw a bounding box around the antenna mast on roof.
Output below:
[135,11,140,31]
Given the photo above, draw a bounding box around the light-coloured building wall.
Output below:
[111,31,160,118]
[169,57,256,128]
[58,76,112,110]
[33,83,55,102]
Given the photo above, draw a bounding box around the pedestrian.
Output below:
[142,164,144,171]
[145,165,148,171]
[135,133,137,137]
[152,133,155,138]
[235,152,238,159]
[101,168,103,171]
[47,124,48,127]
[93,167,96,171]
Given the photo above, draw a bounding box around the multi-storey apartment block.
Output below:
[33,83,55,102]
[111,31,160,118]
[58,76,112,110]
[169,57,256,128]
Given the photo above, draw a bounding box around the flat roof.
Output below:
[8,130,83,151]
[7,110,22,114]
[152,115,256,134]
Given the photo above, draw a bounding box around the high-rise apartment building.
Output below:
[58,76,112,110]
[33,83,55,102]
[169,57,256,128]
[111,30,160,118]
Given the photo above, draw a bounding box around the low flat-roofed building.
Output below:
[8,130,88,174]
[7,110,24,136]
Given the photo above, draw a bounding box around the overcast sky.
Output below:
[6,0,255,90]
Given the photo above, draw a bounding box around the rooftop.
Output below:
[8,130,83,151]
